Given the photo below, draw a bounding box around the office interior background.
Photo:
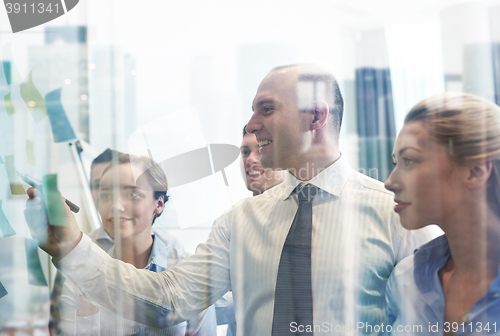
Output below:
[1,0,500,333]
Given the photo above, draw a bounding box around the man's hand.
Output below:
[24,187,83,261]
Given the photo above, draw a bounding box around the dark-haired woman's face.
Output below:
[384,121,466,230]
[98,163,164,241]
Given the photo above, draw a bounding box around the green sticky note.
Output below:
[26,140,36,165]
[42,174,67,226]
[20,72,47,124]
[25,238,48,286]
[0,200,16,237]
[4,93,16,116]
[0,281,7,299]
[4,155,25,195]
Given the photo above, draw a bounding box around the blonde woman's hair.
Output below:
[405,92,500,216]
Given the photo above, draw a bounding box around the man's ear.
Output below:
[465,161,492,189]
[311,100,329,131]
[154,195,165,214]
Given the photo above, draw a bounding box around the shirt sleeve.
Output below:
[57,214,232,329]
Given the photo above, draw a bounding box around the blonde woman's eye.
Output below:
[241,149,250,156]
[403,158,414,166]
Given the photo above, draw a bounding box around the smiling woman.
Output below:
[384,93,500,335]
[98,155,167,249]
[59,154,216,336]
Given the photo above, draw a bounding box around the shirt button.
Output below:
[494,293,500,298]
[461,316,468,324]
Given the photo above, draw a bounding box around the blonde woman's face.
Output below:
[98,163,163,240]
[384,121,466,230]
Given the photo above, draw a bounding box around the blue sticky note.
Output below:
[0,200,16,237]
[25,238,48,286]
[45,89,76,143]
[0,281,7,299]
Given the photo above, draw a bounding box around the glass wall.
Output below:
[1,0,499,335]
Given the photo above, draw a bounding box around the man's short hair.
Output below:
[243,124,248,138]
[270,64,344,136]
[90,148,124,184]
[91,148,123,166]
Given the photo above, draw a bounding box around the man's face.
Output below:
[240,133,285,195]
[90,162,109,207]
[246,68,310,171]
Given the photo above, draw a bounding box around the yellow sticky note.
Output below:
[4,93,16,116]
[26,140,36,165]
[20,72,47,124]
[4,155,25,195]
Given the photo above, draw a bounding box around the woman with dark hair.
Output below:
[61,154,216,336]
[385,93,500,335]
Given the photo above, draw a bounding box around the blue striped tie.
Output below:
[272,184,317,335]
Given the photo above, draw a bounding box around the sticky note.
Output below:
[0,200,16,238]
[2,43,21,84]
[0,281,7,299]
[42,174,67,226]
[20,72,47,124]
[4,155,25,195]
[45,89,76,143]
[26,140,36,165]
[4,93,16,116]
[25,238,48,286]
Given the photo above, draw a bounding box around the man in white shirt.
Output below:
[26,63,439,335]
[216,125,287,335]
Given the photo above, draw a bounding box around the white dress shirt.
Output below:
[58,155,440,335]
[60,234,216,336]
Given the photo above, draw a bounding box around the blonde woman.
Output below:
[385,93,500,335]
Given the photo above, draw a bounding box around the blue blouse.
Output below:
[386,235,500,335]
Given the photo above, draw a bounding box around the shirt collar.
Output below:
[413,235,451,295]
[107,234,170,271]
[94,226,113,241]
[282,154,352,201]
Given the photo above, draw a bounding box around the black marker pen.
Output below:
[17,171,80,213]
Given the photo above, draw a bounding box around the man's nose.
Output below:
[246,113,262,135]
[246,151,261,166]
